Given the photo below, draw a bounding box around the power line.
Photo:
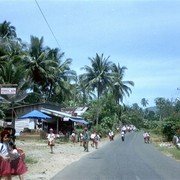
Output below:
[34,0,61,49]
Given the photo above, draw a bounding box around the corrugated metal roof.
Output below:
[41,108,88,124]
[41,108,72,118]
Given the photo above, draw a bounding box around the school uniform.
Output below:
[10,148,27,175]
[0,143,11,176]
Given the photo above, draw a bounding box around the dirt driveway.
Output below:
[14,135,109,180]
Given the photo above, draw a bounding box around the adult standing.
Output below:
[83,128,90,152]
[47,128,56,153]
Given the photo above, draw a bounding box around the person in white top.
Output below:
[121,131,125,141]
[94,132,100,149]
[90,132,96,147]
[108,131,114,141]
[121,126,126,134]
[47,128,56,153]
[0,130,11,179]
[71,131,76,144]
[143,131,150,143]
[79,132,84,146]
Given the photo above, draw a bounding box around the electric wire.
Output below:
[34,0,61,49]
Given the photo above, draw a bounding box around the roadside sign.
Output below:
[0,87,17,95]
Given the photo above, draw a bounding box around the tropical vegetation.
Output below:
[0,21,179,142]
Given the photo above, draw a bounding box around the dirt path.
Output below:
[13,137,109,180]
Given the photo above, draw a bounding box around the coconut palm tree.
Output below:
[110,63,134,104]
[74,74,96,106]
[0,21,17,39]
[26,36,76,103]
[47,53,76,103]
[25,36,58,95]
[141,98,149,108]
[81,53,112,99]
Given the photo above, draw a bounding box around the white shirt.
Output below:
[47,133,55,142]
[122,126,126,131]
[0,143,9,157]
[109,131,114,136]
[121,131,125,136]
[91,133,96,139]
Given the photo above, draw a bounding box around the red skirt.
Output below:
[0,157,11,176]
[11,156,27,175]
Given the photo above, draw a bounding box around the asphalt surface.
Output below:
[51,131,180,180]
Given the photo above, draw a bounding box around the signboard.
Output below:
[0,87,16,95]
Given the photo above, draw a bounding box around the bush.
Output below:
[162,117,180,141]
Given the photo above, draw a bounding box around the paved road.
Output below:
[51,132,180,180]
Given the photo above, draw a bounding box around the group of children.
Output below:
[47,127,101,153]
[0,128,27,180]
[69,128,101,152]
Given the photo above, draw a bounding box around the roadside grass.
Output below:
[151,133,180,161]
[158,146,180,160]
[25,155,38,164]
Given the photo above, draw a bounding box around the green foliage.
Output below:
[24,93,42,104]
[155,97,174,120]
[92,125,108,137]
[100,116,118,131]
[0,109,5,119]
[162,116,180,141]
[121,104,144,129]
[143,121,163,136]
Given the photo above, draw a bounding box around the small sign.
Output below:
[0,87,16,95]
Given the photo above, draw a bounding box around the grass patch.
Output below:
[25,155,38,164]
[151,132,180,161]
[158,146,180,160]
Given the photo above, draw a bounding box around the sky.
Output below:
[0,0,180,107]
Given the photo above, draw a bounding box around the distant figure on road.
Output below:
[90,131,96,147]
[121,125,127,134]
[71,131,76,144]
[79,131,84,146]
[94,132,100,149]
[108,130,114,141]
[143,131,150,143]
[83,127,90,152]
[121,131,125,141]
[47,128,56,153]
